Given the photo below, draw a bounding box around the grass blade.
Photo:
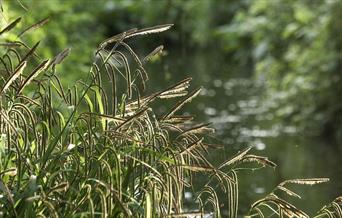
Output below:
[1,61,26,94]
[0,17,21,35]
[17,59,50,94]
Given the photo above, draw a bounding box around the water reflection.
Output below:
[146,48,342,215]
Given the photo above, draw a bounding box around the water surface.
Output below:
[146,47,342,216]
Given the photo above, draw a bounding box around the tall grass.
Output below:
[0,10,341,218]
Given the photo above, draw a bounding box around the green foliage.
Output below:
[218,0,342,143]
[5,0,342,147]
[2,0,106,85]
[1,3,342,218]
[0,13,270,217]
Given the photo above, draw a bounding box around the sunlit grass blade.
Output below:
[142,45,164,64]
[1,61,26,94]
[241,154,277,168]
[219,146,253,169]
[17,59,50,94]
[0,17,21,35]
[163,87,201,119]
[128,24,173,38]
[51,47,71,66]
[278,178,330,187]
[18,17,49,37]
[20,41,41,63]
[99,28,137,48]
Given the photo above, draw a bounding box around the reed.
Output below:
[0,11,341,218]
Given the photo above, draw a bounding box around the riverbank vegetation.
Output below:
[1,1,342,217]
[5,0,342,145]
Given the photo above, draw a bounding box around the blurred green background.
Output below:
[2,0,342,215]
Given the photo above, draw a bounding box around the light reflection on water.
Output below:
[146,49,342,215]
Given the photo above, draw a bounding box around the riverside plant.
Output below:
[0,12,342,218]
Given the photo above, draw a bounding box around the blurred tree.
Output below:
[2,0,243,82]
[1,0,106,84]
[218,0,342,145]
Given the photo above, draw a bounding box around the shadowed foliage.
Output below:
[0,7,342,218]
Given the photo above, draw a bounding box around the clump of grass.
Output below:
[0,9,341,218]
[247,178,333,217]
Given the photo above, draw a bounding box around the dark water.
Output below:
[145,48,342,216]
